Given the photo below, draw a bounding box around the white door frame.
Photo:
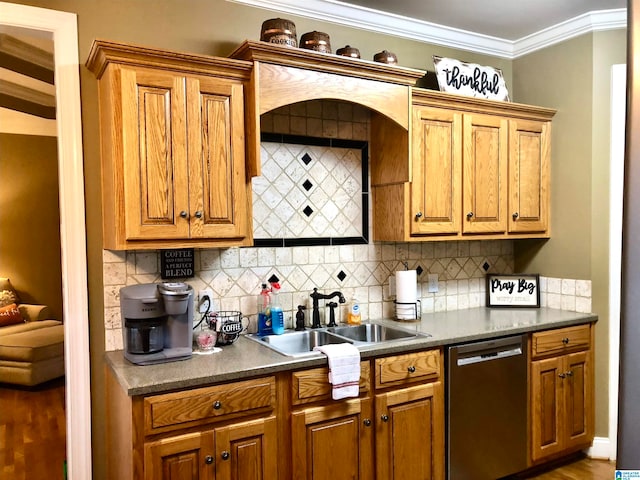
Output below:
[0,3,92,478]
[608,63,626,461]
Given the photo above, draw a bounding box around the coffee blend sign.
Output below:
[433,56,510,102]
[161,248,195,279]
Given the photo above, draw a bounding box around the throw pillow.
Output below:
[0,278,21,308]
[0,303,24,326]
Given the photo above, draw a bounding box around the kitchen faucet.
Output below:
[310,288,346,328]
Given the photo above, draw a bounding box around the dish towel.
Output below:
[313,343,361,400]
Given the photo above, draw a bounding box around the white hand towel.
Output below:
[313,343,361,400]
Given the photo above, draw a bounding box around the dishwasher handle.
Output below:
[453,335,525,366]
[457,346,523,366]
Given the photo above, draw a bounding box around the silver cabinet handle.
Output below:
[407,366,416,374]
[363,419,372,427]
[179,211,188,218]
[558,373,566,379]
[562,337,570,344]
[381,414,389,422]
[221,451,230,461]
[415,212,423,220]
[513,212,519,220]
[194,210,203,218]
[466,212,474,219]
[205,455,214,465]
[213,400,222,410]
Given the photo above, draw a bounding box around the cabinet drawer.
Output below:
[375,349,440,389]
[531,324,591,359]
[144,376,276,434]
[291,362,370,406]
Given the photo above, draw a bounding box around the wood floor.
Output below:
[0,377,66,480]
[510,454,617,480]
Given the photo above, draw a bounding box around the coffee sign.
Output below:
[161,248,195,279]
[433,56,510,102]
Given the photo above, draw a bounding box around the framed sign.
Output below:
[161,248,195,279]
[486,274,540,308]
[433,55,510,102]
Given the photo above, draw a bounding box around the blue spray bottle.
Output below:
[269,281,285,335]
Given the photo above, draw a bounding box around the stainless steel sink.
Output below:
[245,322,426,357]
[327,323,420,343]
[248,329,352,357]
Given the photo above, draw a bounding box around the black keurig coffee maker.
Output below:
[120,282,194,365]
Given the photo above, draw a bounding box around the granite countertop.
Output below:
[105,307,597,396]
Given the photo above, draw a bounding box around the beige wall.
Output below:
[0,133,63,320]
[513,30,627,438]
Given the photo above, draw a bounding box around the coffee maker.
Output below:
[120,282,194,365]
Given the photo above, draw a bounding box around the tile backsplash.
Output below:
[102,244,592,351]
[103,240,517,350]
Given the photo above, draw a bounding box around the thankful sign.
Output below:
[486,274,540,307]
[433,56,510,102]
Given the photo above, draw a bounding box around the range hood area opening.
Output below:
[254,99,372,247]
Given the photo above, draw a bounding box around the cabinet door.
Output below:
[411,106,462,235]
[531,356,564,462]
[563,351,593,452]
[508,119,550,233]
[214,416,278,480]
[120,66,191,240]
[375,382,444,480]
[186,76,248,240]
[145,431,215,480]
[462,113,508,234]
[291,398,374,480]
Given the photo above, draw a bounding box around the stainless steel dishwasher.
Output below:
[447,334,528,480]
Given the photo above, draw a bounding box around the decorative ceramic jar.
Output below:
[300,31,331,53]
[373,50,398,65]
[260,18,297,47]
[336,45,361,59]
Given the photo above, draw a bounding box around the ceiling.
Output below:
[336,0,627,41]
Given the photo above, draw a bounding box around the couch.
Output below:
[0,278,65,386]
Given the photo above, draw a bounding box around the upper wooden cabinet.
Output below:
[373,88,555,242]
[86,40,254,250]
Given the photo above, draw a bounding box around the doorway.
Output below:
[0,3,91,479]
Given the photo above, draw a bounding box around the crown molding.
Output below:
[513,9,627,58]
[227,0,626,59]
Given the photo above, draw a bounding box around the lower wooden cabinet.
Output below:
[530,325,594,463]
[145,416,277,480]
[291,397,374,479]
[375,382,444,480]
[107,326,596,480]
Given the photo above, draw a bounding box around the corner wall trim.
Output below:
[588,437,613,460]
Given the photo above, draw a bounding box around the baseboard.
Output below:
[588,437,614,460]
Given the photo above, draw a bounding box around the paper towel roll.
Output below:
[396,270,417,304]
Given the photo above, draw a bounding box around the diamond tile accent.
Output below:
[416,265,424,276]
[337,270,347,282]
[254,137,367,243]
